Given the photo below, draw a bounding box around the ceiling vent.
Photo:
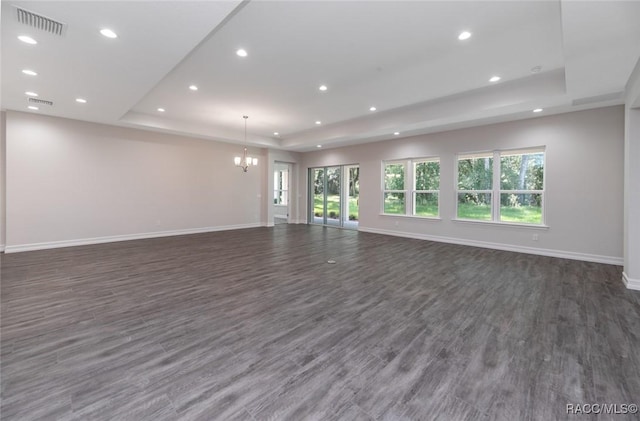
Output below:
[29,97,53,106]
[15,6,66,37]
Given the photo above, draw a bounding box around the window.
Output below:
[413,159,440,217]
[274,168,288,205]
[457,152,493,221]
[456,148,544,224]
[383,158,440,217]
[383,162,406,214]
[500,149,544,224]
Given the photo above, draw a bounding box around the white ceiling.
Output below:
[2,1,640,151]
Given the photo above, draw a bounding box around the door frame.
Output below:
[274,162,291,224]
[308,164,359,229]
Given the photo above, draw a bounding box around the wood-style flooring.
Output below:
[1,225,639,421]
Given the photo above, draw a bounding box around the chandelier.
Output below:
[234,115,258,172]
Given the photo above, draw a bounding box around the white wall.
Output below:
[302,106,625,264]
[2,106,627,263]
[1,111,6,251]
[5,111,265,251]
[623,58,640,288]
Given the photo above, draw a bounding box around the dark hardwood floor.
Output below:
[1,225,639,420]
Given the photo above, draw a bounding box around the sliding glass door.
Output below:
[309,165,358,229]
[345,165,359,229]
[325,167,341,226]
[311,168,325,225]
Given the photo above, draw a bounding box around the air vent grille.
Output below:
[15,7,66,36]
[29,98,54,106]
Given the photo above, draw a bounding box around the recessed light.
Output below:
[157,108,165,112]
[273,132,279,136]
[458,31,472,41]
[76,98,87,104]
[189,85,198,91]
[28,106,39,110]
[315,121,322,125]
[533,108,543,113]
[531,65,542,73]
[18,35,37,45]
[317,145,322,148]
[25,91,38,97]
[22,69,37,76]
[319,85,328,91]
[369,106,377,111]
[489,76,501,83]
[100,29,118,39]
[393,132,400,136]
[236,49,248,57]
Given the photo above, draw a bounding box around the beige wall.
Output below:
[302,106,625,264]
[5,111,264,251]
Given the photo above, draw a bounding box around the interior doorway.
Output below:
[273,162,290,225]
[309,164,359,229]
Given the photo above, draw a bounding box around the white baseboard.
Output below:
[622,272,640,291]
[358,226,623,266]
[0,243,5,253]
[4,223,262,253]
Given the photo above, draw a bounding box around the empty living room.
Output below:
[1,1,640,420]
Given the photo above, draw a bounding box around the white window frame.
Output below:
[456,151,495,220]
[382,157,440,217]
[412,158,440,218]
[455,148,545,225]
[274,168,288,206]
[498,148,545,224]
[382,160,408,215]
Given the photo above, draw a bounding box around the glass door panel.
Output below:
[325,166,341,227]
[312,168,324,225]
[345,165,359,229]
